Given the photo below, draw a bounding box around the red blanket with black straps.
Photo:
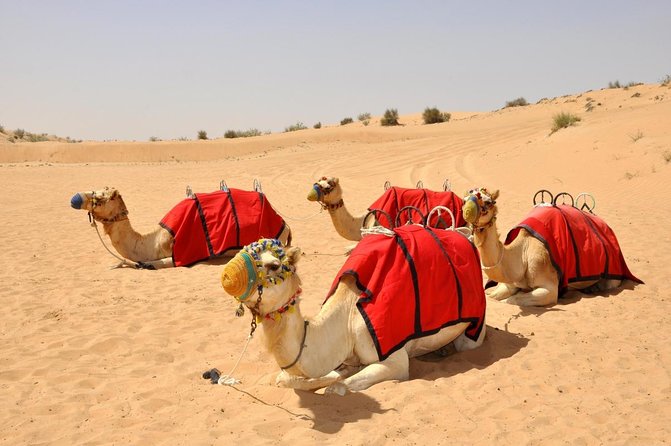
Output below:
[159,189,286,267]
[505,205,642,295]
[368,187,466,228]
[325,224,486,361]
[368,187,466,229]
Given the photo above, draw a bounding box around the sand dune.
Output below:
[1,83,670,445]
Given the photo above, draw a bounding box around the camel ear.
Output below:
[110,189,120,199]
[491,189,499,201]
[286,246,301,265]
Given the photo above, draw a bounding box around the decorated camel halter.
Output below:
[462,188,497,232]
[311,177,344,211]
[221,239,298,331]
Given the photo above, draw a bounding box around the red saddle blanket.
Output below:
[368,187,466,229]
[159,189,286,267]
[505,205,642,295]
[325,224,486,361]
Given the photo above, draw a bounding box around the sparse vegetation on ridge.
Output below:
[551,112,581,133]
[422,107,451,124]
[197,130,208,140]
[504,97,528,108]
[661,75,671,87]
[284,122,307,132]
[313,122,322,129]
[224,129,263,139]
[340,117,353,126]
[380,108,400,126]
[357,113,371,121]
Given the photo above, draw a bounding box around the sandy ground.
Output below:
[1,83,670,445]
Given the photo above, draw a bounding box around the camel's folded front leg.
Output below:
[138,257,175,269]
[275,366,359,392]
[485,282,518,301]
[326,349,410,395]
[505,282,558,306]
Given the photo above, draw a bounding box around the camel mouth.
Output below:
[307,185,321,202]
[462,198,479,224]
[70,193,84,209]
[221,252,258,300]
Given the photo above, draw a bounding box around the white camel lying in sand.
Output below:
[307,176,467,241]
[462,187,642,306]
[220,227,486,395]
[70,185,291,269]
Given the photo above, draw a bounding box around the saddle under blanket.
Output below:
[368,187,466,229]
[504,205,642,295]
[159,189,286,267]
[325,224,486,361]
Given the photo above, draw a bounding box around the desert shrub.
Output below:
[25,132,49,142]
[14,128,25,139]
[0,124,4,133]
[357,112,371,121]
[197,130,208,140]
[149,136,160,142]
[504,97,528,108]
[422,107,451,124]
[380,108,400,126]
[608,80,622,89]
[362,120,370,126]
[663,150,671,163]
[224,129,263,138]
[629,130,644,142]
[284,122,307,132]
[313,122,322,129]
[340,117,353,126]
[177,136,189,141]
[661,75,671,87]
[551,112,581,133]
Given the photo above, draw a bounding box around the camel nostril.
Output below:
[70,193,83,209]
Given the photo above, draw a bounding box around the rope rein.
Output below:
[480,241,504,270]
[89,215,139,268]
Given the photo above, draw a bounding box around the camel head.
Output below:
[70,187,129,223]
[307,176,343,206]
[462,187,499,230]
[221,239,302,319]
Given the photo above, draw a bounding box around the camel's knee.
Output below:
[486,282,518,301]
[454,322,486,352]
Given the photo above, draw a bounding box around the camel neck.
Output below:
[473,222,509,283]
[327,200,365,241]
[104,219,162,262]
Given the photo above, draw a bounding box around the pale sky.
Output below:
[1,0,669,141]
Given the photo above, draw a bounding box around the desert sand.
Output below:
[1,83,670,445]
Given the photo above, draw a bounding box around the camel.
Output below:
[220,227,486,395]
[70,185,291,269]
[461,187,641,306]
[307,176,467,242]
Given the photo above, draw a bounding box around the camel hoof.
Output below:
[325,382,347,396]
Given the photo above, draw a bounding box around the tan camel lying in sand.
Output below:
[307,176,467,241]
[221,231,486,395]
[462,188,641,306]
[70,186,291,269]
